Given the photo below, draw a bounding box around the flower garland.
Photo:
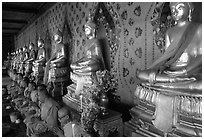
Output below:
[80,70,119,134]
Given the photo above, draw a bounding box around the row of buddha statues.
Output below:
[7,2,202,136]
[8,13,106,104]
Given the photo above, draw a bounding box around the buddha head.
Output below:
[19,48,23,54]
[170,2,194,22]
[29,42,35,50]
[23,45,27,52]
[54,29,63,43]
[37,38,44,48]
[85,16,96,39]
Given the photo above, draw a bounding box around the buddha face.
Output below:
[38,40,43,48]
[85,26,95,39]
[29,43,34,50]
[170,2,190,22]
[23,47,26,52]
[54,34,62,43]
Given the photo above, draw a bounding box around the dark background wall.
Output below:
[2,36,14,63]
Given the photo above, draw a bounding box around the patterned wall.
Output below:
[15,2,167,105]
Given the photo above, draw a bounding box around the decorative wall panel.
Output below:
[15,2,166,105]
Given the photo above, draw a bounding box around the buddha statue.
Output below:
[18,48,24,74]
[137,2,202,91]
[71,17,105,75]
[33,39,46,84]
[13,50,18,70]
[128,2,202,136]
[63,16,106,113]
[70,16,105,95]
[44,29,68,101]
[21,46,29,75]
[25,42,36,76]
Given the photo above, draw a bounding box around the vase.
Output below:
[100,92,109,115]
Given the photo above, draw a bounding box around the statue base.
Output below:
[48,67,70,102]
[125,84,202,137]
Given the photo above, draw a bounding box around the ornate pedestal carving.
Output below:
[49,67,69,101]
[32,64,45,84]
[124,84,202,137]
[24,61,33,77]
[94,109,123,137]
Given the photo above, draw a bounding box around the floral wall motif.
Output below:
[15,2,167,105]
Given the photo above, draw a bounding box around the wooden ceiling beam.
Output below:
[3,19,28,24]
[3,5,38,14]
[3,27,21,30]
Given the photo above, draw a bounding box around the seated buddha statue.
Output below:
[137,2,202,92]
[33,39,46,84]
[22,46,29,74]
[13,50,19,71]
[44,29,68,84]
[70,16,105,95]
[18,48,24,74]
[11,51,16,72]
[25,43,36,76]
[133,2,202,136]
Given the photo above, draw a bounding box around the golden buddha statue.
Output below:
[33,39,46,84]
[63,16,107,114]
[33,39,46,66]
[129,2,202,136]
[137,2,202,91]
[44,29,67,84]
[71,17,105,75]
[69,16,105,96]
[18,48,24,74]
[12,50,17,70]
[44,29,68,101]
[25,43,36,76]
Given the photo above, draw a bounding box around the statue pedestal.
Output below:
[33,64,45,84]
[62,72,94,111]
[124,84,202,137]
[63,83,89,112]
[94,109,123,137]
[49,67,69,102]
[25,62,33,75]
[63,72,123,137]
[62,103,123,137]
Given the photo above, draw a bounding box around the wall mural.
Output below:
[15,2,169,105]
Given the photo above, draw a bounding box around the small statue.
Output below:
[25,43,36,76]
[27,43,36,62]
[33,39,46,66]
[18,48,25,74]
[32,39,46,84]
[23,45,29,62]
[137,2,202,91]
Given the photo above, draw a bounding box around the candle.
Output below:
[72,123,75,137]
[80,95,83,110]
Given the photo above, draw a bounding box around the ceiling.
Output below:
[2,2,56,37]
